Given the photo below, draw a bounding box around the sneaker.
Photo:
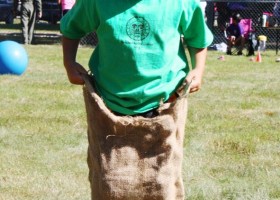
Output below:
[237,51,243,55]
[226,50,232,55]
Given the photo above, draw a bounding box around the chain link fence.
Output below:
[201,0,280,49]
[80,32,98,46]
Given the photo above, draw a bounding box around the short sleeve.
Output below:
[180,0,213,48]
[60,0,99,39]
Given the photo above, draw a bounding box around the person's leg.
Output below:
[21,3,30,44]
[28,4,36,44]
[227,38,233,55]
[235,36,245,55]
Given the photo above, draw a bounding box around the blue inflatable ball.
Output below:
[0,40,28,75]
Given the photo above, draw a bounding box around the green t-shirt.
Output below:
[60,0,213,115]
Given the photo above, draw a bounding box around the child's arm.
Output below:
[62,36,88,85]
[185,47,208,93]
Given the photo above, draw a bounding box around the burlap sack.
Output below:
[83,75,188,200]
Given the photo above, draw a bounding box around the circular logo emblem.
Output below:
[126,17,150,41]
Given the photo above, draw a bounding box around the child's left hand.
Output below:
[184,68,203,93]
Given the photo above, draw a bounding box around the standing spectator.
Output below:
[15,0,42,44]
[58,0,76,16]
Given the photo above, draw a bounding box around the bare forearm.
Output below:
[62,36,87,85]
[187,46,207,74]
[185,46,208,93]
[62,36,80,69]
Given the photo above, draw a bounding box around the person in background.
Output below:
[58,0,76,16]
[226,13,245,55]
[14,0,42,44]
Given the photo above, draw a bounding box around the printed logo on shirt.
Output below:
[126,16,150,41]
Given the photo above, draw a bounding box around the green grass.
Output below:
[0,46,279,200]
[184,51,280,200]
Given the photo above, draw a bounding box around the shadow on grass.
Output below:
[0,21,98,46]
[0,32,61,45]
[0,20,60,31]
[0,21,61,45]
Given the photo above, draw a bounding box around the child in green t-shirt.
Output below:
[60,0,213,116]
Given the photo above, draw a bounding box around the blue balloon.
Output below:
[0,40,28,75]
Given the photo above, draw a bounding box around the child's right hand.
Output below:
[65,62,88,85]
[62,37,87,85]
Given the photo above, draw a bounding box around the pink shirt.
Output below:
[61,0,75,11]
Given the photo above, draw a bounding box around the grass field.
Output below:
[0,44,279,200]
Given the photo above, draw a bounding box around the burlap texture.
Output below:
[83,75,188,200]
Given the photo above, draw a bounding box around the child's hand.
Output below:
[65,62,88,85]
[62,37,87,85]
[184,68,203,93]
